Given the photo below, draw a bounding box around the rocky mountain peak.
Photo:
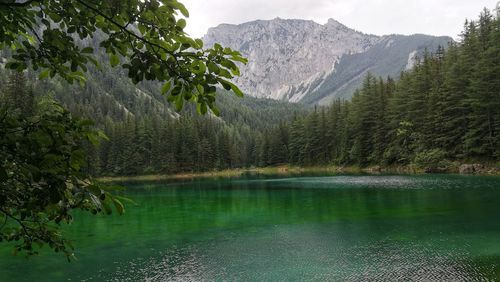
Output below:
[203,18,451,103]
[204,18,379,101]
[325,18,347,29]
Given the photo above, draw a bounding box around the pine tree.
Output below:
[4,72,34,116]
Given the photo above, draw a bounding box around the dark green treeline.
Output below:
[287,9,500,168]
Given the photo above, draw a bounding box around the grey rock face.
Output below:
[203,18,452,103]
[204,18,379,101]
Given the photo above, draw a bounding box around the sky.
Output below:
[181,0,499,39]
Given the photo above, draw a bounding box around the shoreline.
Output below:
[97,164,500,183]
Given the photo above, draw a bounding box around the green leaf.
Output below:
[174,94,184,111]
[196,102,207,115]
[109,54,120,67]
[102,200,113,215]
[177,19,186,29]
[221,60,237,71]
[161,81,172,94]
[39,70,50,80]
[231,67,240,76]
[70,71,87,86]
[112,198,124,215]
[209,104,220,116]
[86,132,100,146]
[97,130,109,141]
[138,24,147,35]
[81,47,93,53]
[171,84,183,96]
[231,55,248,64]
[114,196,137,205]
[207,61,220,74]
[194,39,203,48]
[171,1,189,17]
[218,79,244,97]
[5,62,19,70]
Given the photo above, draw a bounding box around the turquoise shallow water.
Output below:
[1,174,500,281]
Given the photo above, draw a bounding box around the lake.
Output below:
[1,174,500,281]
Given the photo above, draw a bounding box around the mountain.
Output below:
[1,41,307,128]
[302,34,450,104]
[203,18,452,104]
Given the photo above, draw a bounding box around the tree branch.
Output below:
[74,0,174,56]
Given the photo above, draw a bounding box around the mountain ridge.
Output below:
[203,18,452,104]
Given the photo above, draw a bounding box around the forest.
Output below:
[1,8,499,177]
[286,9,500,170]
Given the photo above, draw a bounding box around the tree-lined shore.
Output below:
[3,8,498,178]
[96,8,499,176]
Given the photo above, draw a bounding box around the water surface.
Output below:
[1,174,500,281]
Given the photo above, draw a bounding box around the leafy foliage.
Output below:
[0,0,247,114]
[0,0,248,259]
[0,93,124,259]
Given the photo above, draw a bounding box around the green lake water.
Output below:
[1,174,500,281]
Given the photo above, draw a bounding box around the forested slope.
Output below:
[287,9,500,169]
[0,64,308,176]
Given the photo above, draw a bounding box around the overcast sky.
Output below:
[182,0,499,39]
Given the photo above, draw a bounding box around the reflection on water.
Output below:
[1,174,500,281]
[110,234,497,281]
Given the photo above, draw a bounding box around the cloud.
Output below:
[182,0,499,39]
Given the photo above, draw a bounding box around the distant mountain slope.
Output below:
[305,34,451,104]
[203,18,452,103]
[0,22,310,127]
